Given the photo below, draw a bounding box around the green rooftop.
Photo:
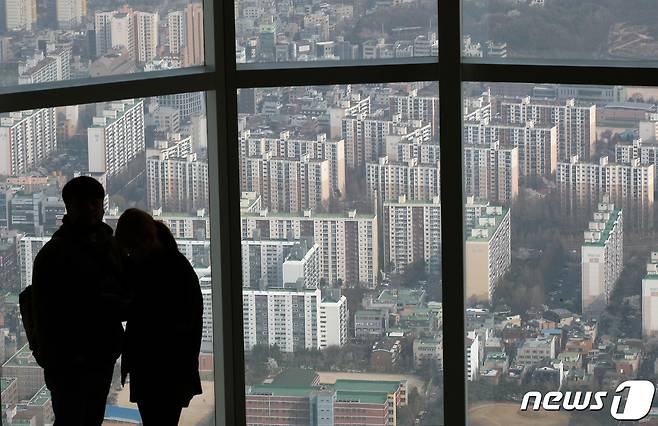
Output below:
[333,379,401,394]
[27,385,50,406]
[1,376,17,392]
[583,208,621,247]
[466,207,509,242]
[377,289,425,306]
[3,344,39,367]
[271,368,318,387]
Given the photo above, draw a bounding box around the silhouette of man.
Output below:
[31,176,125,425]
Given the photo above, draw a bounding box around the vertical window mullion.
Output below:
[439,0,467,424]
[207,0,246,421]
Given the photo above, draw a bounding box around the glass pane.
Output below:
[0,93,214,425]
[462,1,658,64]
[234,1,438,66]
[238,83,443,426]
[0,1,204,89]
[463,82,658,425]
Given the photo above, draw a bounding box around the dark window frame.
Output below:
[2,0,657,424]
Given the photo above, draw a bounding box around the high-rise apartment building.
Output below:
[88,99,145,177]
[243,288,348,352]
[200,276,213,343]
[581,201,623,316]
[5,0,36,31]
[341,113,393,167]
[18,48,71,85]
[615,138,658,168]
[642,252,658,339]
[383,195,441,275]
[241,210,378,288]
[463,119,557,178]
[465,206,511,301]
[135,11,159,63]
[241,239,298,289]
[239,131,345,197]
[389,90,440,134]
[55,0,85,28]
[158,91,204,121]
[0,108,57,176]
[557,156,654,228]
[146,152,208,213]
[242,153,330,213]
[500,97,596,162]
[18,236,49,289]
[463,142,519,205]
[167,11,185,55]
[319,290,348,348]
[184,3,204,66]
[366,156,440,203]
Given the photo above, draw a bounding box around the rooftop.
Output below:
[333,379,401,394]
[271,368,318,388]
[466,207,509,242]
[3,344,39,367]
[583,208,621,247]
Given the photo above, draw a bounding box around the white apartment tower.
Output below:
[135,11,159,63]
[365,156,440,203]
[465,206,511,301]
[383,195,441,275]
[241,210,378,288]
[581,201,623,316]
[463,142,519,205]
[242,152,330,213]
[88,99,145,177]
[146,152,208,213]
[5,0,36,31]
[167,11,185,54]
[56,0,85,29]
[0,108,57,176]
[319,291,348,348]
[18,236,49,289]
[642,252,658,339]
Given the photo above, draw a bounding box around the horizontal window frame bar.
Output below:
[0,67,215,113]
[462,62,658,86]
[5,61,658,113]
[234,61,440,88]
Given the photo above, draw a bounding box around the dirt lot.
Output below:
[112,380,214,425]
[468,402,580,426]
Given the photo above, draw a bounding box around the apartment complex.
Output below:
[557,155,653,227]
[241,209,378,288]
[366,156,440,203]
[581,202,623,315]
[242,153,330,213]
[463,142,519,205]
[87,99,145,178]
[463,119,557,178]
[146,151,208,213]
[242,288,347,352]
[382,195,441,274]
[0,108,57,176]
[500,97,596,161]
[464,206,511,301]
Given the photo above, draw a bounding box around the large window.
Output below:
[0,94,215,425]
[1,0,658,423]
[238,83,443,426]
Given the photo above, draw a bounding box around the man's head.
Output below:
[62,176,105,228]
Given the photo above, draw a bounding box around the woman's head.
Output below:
[115,208,160,258]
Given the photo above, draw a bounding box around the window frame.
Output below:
[3,0,658,424]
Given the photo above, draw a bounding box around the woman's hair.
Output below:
[155,220,178,251]
[115,208,158,250]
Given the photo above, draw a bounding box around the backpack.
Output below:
[19,285,39,356]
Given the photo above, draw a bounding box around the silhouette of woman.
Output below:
[115,208,203,425]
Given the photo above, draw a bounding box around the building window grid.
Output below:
[1,0,655,424]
